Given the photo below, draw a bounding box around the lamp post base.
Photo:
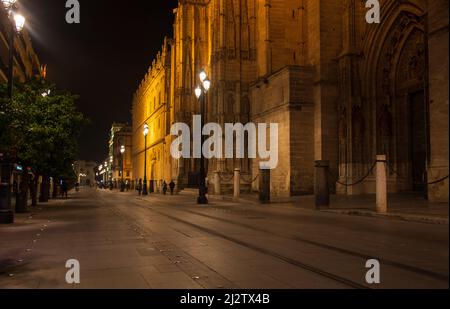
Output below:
[15,193,28,214]
[0,210,14,224]
[142,181,148,195]
[197,196,208,205]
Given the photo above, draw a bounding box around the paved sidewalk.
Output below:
[0,193,197,289]
[203,191,449,225]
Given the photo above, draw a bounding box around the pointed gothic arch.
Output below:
[361,0,429,191]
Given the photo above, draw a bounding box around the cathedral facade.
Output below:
[131,0,448,201]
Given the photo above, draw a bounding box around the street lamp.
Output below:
[1,0,26,99]
[199,70,207,83]
[1,0,17,11]
[195,71,210,205]
[120,145,125,192]
[109,156,113,190]
[142,124,149,195]
[0,0,24,224]
[13,12,25,31]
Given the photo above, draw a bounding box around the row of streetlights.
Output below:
[96,145,126,191]
[139,70,211,203]
[96,71,210,203]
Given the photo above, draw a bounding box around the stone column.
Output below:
[376,155,388,213]
[315,160,330,208]
[234,168,241,199]
[427,0,449,202]
[259,169,270,204]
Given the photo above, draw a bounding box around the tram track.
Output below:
[122,197,371,289]
[142,201,449,283]
[98,191,448,289]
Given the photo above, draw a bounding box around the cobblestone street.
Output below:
[0,188,448,289]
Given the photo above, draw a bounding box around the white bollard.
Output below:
[376,155,388,213]
[234,169,241,199]
[214,171,221,195]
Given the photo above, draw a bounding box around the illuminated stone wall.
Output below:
[131,0,449,200]
[132,39,174,190]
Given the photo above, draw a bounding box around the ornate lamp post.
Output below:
[195,70,211,205]
[143,124,149,195]
[109,156,113,190]
[0,0,25,224]
[2,0,25,98]
[104,161,108,188]
[120,145,125,192]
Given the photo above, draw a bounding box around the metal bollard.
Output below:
[315,160,330,208]
[259,169,270,204]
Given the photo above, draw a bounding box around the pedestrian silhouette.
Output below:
[61,180,68,199]
[163,181,168,195]
[169,180,175,195]
[137,179,142,196]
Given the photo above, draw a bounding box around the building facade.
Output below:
[132,39,174,192]
[108,123,133,188]
[73,161,98,187]
[0,9,41,84]
[131,0,448,201]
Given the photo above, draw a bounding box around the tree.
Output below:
[0,78,87,207]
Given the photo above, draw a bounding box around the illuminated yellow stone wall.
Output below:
[130,0,449,200]
[132,38,175,190]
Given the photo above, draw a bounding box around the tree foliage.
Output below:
[0,78,87,181]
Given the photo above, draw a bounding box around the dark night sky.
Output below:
[18,0,178,162]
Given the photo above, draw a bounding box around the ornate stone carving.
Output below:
[377,104,393,157]
[338,108,347,171]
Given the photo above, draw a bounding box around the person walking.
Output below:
[162,181,168,195]
[137,179,143,196]
[61,180,68,199]
[169,180,175,195]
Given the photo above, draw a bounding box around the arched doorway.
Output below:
[365,2,429,193]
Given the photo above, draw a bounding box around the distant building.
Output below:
[73,161,98,187]
[108,123,133,188]
[0,9,41,84]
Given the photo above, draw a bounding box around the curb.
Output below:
[321,209,449,225]
[211,195,449,225]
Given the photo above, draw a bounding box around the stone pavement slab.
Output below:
[0,188,448,289]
